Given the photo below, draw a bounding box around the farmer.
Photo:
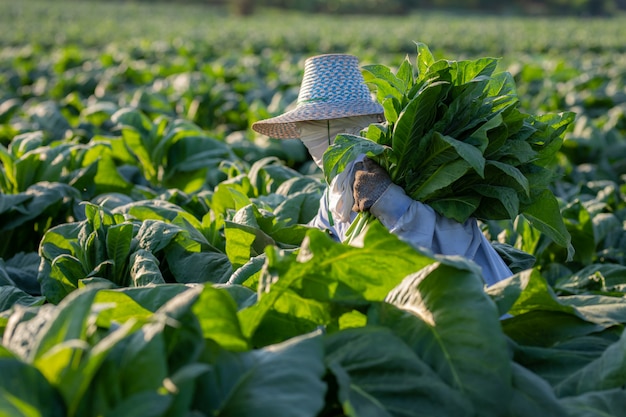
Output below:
[252,54,512,286]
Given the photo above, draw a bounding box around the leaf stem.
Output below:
[345,212,375,244]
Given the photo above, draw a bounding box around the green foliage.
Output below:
[108,108,237,192]
[1,2,626,415]
[3,225,626,415]
[325,43,574,254]
[37,202,233,303]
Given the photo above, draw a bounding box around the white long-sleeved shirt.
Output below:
[309,181,513,287]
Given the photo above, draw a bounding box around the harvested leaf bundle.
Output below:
[323,43,575,253]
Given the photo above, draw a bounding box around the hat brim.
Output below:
[251,100,384,139]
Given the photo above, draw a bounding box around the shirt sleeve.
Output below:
[370,183,512,285]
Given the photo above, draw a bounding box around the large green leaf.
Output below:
[121,201,203,236]
[555,329,626,397]
[46,254,88,303]
[0,358,66,417]
[191,285,249,351]
[407,132,465,180]
[248,156,303,195]
[509,333,616,387]
[488,268,583,319]
[361,64,406,96]
[101,391,172,417]
[10,289,144,416]
[502,311,604,347]
[202,331,326,417]
[434,78,493,139]
[224,203,277,269]
[272,191,322,227]
[227,254,266,287]
[428,194,482,225]
[556,264,626,294]
[134,219,183,253]
[486,160,530,196]
[13,145,69,190]
[295,222,436,303]
[0,182,79,232]
[414,42,436,80]
[472,184,520,220]
[2,305,53,360]
[166,246,232,284]
[522,190,573,258]
[452,56,499,84]
[238,223,435,343]
[438,133,486,176]
[2,252,42,295]
[486,71,519,113]
[377,261,512,416]
[392,82,445,173]
[507,362,568,417]
[54,319,139,417]
[362,64,405,124]
[211,181,254,219]
[559,294,626,327]
[490,242,536,274]
[395,57,414,91]
[224,222,259,269]
[94,285,192,314]
[74,321,171,417]
[112,108,157,182]
[128,249,164,286]
[561,388,626,417]
[105,223,134,284]
[0,286,45,312]
[29,288,98,363]
[28,101,71,141]
[93,290,154,325]
[325,326,473,417]
[489,136,537,164]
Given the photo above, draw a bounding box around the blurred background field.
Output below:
[3,0,626,57]
[2,0,626,135]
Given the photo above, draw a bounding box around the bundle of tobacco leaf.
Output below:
[323,42,574,251]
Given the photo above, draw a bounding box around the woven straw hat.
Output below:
[251,54,384,139]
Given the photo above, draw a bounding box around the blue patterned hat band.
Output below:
[252,54,384,139]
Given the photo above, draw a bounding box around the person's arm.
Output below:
[368,182,477,256]
[353,158,513,285]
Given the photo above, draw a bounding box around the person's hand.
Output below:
[352,157,392,212]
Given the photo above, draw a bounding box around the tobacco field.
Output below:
[1,1,626,416]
